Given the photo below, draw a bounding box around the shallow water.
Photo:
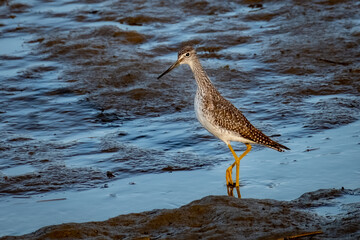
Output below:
[0,0,359,236]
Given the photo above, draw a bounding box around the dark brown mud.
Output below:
[1,188,359,240]
[1,164,105,194]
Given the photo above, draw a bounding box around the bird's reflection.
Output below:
[227,185,241,198]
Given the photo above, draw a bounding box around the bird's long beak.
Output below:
[157,59,180,79]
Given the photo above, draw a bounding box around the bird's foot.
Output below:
[227,185,241,198]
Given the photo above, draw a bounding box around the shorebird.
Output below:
[158,46,289,193]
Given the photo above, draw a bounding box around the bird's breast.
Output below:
[194,92,228,143]
[194,90,256,145]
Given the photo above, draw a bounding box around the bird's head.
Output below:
[157,45,196,79]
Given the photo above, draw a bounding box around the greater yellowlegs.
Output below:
[158,46,289,191]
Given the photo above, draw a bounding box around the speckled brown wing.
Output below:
[210,94,289,152]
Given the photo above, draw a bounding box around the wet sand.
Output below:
[0,0,359,238]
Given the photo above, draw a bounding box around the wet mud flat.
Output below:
[1,0,359,193]
[1,188,359,240]
[0,0,359,193]
[0,0,359,238]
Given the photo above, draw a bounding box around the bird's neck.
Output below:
[189,58,215,93]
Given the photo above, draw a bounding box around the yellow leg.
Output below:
[226,143,252,187]
[227,184,242,198]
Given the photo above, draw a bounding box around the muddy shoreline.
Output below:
[1,0,359,238]
[1,0,359,196]
[1,188,359,239]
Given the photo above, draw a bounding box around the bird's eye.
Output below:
[185,52,190,57]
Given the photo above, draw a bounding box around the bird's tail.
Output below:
[269,142,290,152]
